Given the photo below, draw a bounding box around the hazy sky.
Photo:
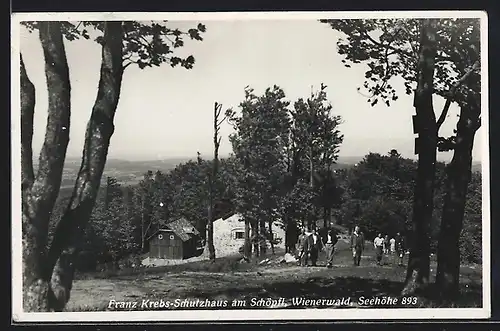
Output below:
[20,19,483,162]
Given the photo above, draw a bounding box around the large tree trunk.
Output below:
[435,98,480,298]
[22,21,72,312]
[43,22,124,311]
[402,19,438,297]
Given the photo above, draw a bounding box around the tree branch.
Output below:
[436,60,480,132]
[360,29,414,60]
[28,21,71,238]
[20,54,36,190]
[217,115,228,128]
[144,218,154,238]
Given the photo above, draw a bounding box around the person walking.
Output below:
[374,233,384,265]
[296,228,306,266]
[350,226,365,266]
[310,229,324,267]
[389,236,396,255]
[299,228,313,267]
[383,235,390,255]
[395,232,405,266]
[324,229,338,268]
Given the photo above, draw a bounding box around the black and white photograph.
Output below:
[11,11,490,321]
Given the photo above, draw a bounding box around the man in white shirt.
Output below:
[373,233,384,266]
[325,229,338,268]
[389,237,396,254]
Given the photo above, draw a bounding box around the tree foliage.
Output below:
[23,21,206,70]
[320,18,480,106]
[227,86,291,257]
[321,18,481,297]
[47,150,482,272]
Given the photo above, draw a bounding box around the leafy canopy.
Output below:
[320,18,480,108]
[22,20,207,70]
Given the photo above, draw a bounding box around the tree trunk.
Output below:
[284,216,290,253]
[309,151,314,188]
[252,220,260,257]
[206,202,216,262]
[268,220,275,255]
[435,99,480,298]
[244,218,251,260]
[141,193,146,253]
[260,219,267,255]
[309,145,316,231]
[43,22,124,311]
[323,206,329,229]
[20,54,35,191]
[22,21,72,312]
[402,19,438,297]
[206,102,223,262]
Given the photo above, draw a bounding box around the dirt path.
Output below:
[66,264,357,310]
[66,258,482,311]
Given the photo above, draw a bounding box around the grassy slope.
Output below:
[67,239,482,311]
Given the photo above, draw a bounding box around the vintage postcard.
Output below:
[11,11,490,322]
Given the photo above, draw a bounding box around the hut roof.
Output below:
[149,218,200,242]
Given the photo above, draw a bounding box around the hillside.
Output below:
[44,156,481,194]
[37,157,193,190]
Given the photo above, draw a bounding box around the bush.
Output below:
[459,226,482,264]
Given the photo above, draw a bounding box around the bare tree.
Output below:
[205,102,227,262]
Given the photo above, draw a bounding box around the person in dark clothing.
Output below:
[324,229,339,268]
[298,228,313,266]
[395,232,405,266]
[286,222,299,254]
[383,235,390,255]
[309,229,324,266]
[350,226,365,266]
[296,228,306,266]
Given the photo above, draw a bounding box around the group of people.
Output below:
[295,227,339,268]
[294,224,406,268]
[372,231,406,266]
[352,227,406,266]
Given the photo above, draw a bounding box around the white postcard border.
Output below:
[11,10,491,322]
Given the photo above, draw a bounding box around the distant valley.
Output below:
[45,156,482,191]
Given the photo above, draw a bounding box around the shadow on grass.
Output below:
[75,253,277,281]
[181,275,482,309]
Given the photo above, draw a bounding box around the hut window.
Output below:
[170,235,175,240]
[234,231,244,240]
[158,234,163,240]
